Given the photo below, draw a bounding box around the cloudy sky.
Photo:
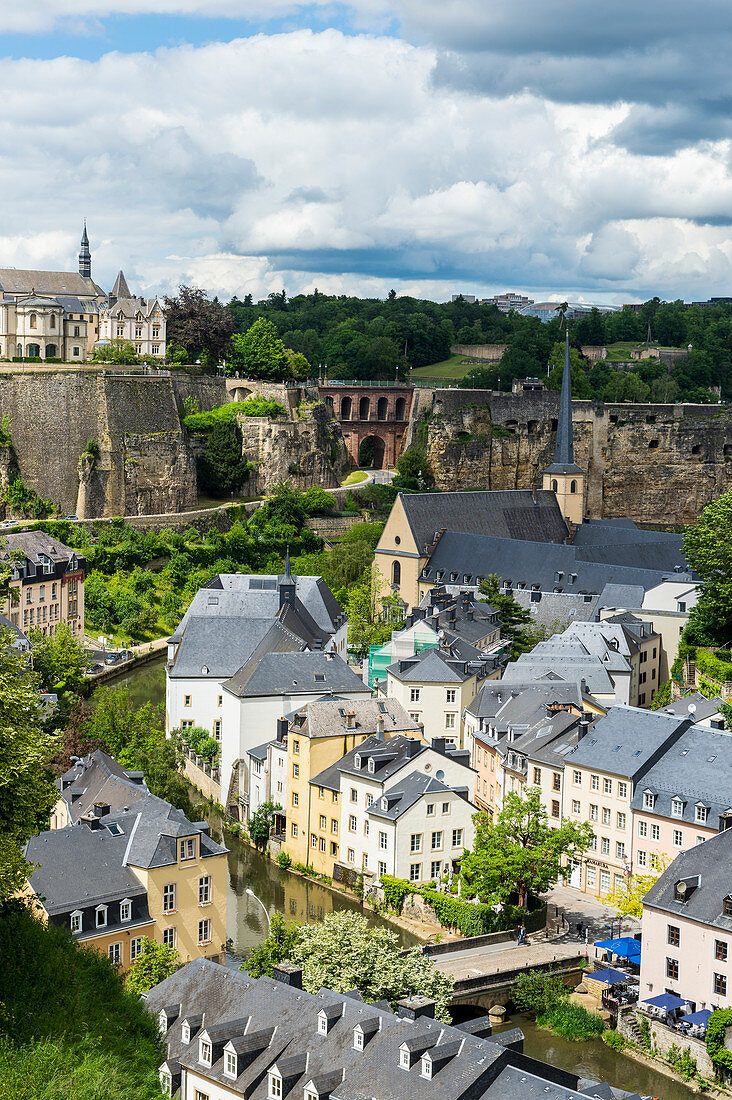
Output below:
[3,1,732,304]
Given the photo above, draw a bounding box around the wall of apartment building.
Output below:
[307,781,343,874]
[632,809,715,872]
[341,745,467,877]
[386,674,478,748]
[283,725,372,869]
[133,837,227,966]
[640,904,732,1010]
[629,633,662,708]
[75,919,157,973]
[6,568,85,637]
[166,672,227,740]
[471,732,499,817]
[566,764,633,896]
[613,608,687,684]
[391,791,474,884]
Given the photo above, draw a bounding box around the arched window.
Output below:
[392,560,401,586]
[16,344,21,358]
[49,314,56,329]
[359,396,370,421]
[551,479,558,492]
[395,397,406,421]
[29,313,37,330]
[377,396,388,421]
[46,344,57,358]
[570,480,577,493]
[324,395,334,415]
[341,396,352,420]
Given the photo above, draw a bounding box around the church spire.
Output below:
[78,219,91,279]
[284,544,292,580]
[554,325,575,468]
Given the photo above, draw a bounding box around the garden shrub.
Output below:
[706,1008,732,1074]
[603,1029,626,1050]
[536,1002,604,1041]
[277,852,292,869]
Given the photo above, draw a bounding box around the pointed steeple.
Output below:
[78,219,91,279]
[284,544,292,580]
[279,545,296,609]
[554,326,577,469]
[110,270,131,302]
[542,323,585,527]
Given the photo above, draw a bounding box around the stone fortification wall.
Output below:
[450,344,507,361]
[417,388,732,525]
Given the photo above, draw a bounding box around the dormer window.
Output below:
[643,790,655,810]
[120,898,132,922]
[671,797,684,818]
[381,797,388,810]
[725,896,732,917]
[354,1028,364,1050]
[158,1012,168,1038]
[199,1039,212,1066]
[368,757,375,773]
[70,910,83,933]
[224,1050,238,1078]
[268,1070,283,1098]
[160,1070,172,1096]
[400,1048,410,1070]
[182,1023,190,1043]
[421,1054,433,1079]
[95,904,108,928]
[318,1013,328,1035]
[354,754,361,770]
[696,803,709,824]
[180,837,195,861]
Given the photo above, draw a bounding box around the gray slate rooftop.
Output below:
[643,826,732,930]
[398,490,569,553]
[567,705,690,777]
[224,650,369,699]
[367,772,470,822]
[629,722,732,829]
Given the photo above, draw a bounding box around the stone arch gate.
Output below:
[317,382,414,469]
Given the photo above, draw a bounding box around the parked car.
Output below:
[0,520,17,528]
[87,662,104,674]
[105,653,121,665]
[61,515,79,522]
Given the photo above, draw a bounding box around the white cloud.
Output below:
[2,29,732,303]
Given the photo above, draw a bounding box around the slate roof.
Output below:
[658,692,724,722]
[566,705,690,777]
[56,748,149,822]
[420,531,684,596]
[367,772,470,822]
[1,530,82,566]
[311,732,472,792]
[110,270,132,299]
[643,826,732,930]
[511,588,600,627]
[629,722,732,829]
[144,959,638,1100]
[398,490,569,554]
[387,644,488,685]
[0,268,104,297]
[224,651,368,700]
[502,652,617,696]
[296,699,419,742]
[168,573,345,680]
[26,791,227,915]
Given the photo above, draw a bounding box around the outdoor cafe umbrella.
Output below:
[588,967,630,986]
[642,993,690,1011]
[684,1009,712,1026]
[594,936,642,963]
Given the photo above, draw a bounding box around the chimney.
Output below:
[466,608,474,620]
[276,717,288,742]
[81,812,100,830]
[397,995,435,1021]
[376,716,385,740]
[125,771,145,785]
[431,736,447,755]
[345,711,357,730]
[92,802,110,818]
[578,716,591,739]
[273,961,303,989]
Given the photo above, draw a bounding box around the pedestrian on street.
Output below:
[517,922,527,945]
[577,919,584,937]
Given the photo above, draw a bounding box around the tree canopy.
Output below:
[124,938,181,995]
[683,489,732,646]
[242,910,454,1021]
[478,574,536,659]
[164,285,234,365]
[0,637,58,898]
[460,788,594,907]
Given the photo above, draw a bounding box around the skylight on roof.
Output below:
[708,755,717,763]
[314,674,326,682]
[105,822,123,836]
[633,750,641,757]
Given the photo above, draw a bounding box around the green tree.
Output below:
[478,574,536,658]
[28,622,87,696]
[293,911,454,1021]
[242,912,300,978]
[230,318,288,380]
[392,446,435,490]
[683,489,732,645]
[92,339,139,365]
[197,420,253,498]
[460,788,594,907]
[248,799,281,851]
[124,937,181,995]
[605,854,670,923]
[513,968,569,1014]
[0,636,58,898]
[164,285,234,366]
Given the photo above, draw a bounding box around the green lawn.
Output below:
[411,354,475,380]
[340,469,369,486]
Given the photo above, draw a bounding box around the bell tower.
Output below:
[542,327,585,527]
[78,219,91,279]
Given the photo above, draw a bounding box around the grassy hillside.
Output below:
[0,902,164,1099]
[411,353,475,380]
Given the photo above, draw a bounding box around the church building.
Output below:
[0,224,165,362]
[541,327,585,527]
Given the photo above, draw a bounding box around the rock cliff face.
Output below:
[0,372,345,519]
[418,389,732,525]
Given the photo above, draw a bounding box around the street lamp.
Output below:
[246,887,271,932]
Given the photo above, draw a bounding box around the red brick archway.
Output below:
[318,383,414,469]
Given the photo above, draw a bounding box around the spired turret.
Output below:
[78,220,91,279]
[542,326,585,527]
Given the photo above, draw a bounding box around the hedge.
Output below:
[697,648,732,684]
[183,396,286,432]
[706,1008,732,1074]
[379,874,543,937]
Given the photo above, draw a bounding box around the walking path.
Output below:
[433,938,585,984]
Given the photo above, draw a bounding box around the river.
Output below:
[495,1014,697,1100]
[118,657,696,1098]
